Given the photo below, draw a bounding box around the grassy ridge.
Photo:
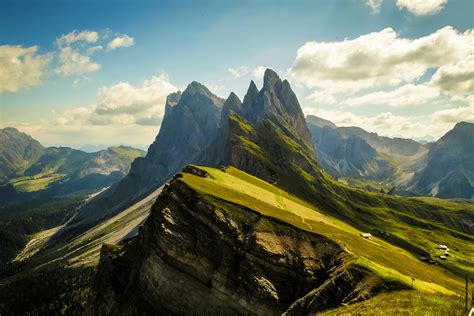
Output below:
[319,290,465,315]
[180,166,467,295]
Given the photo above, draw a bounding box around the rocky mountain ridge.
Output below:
[86,166,404,315]
[306,116,473,199]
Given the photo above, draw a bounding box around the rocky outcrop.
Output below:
[87,167,399,315]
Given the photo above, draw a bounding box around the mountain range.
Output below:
[0,69,472,315]
[0,127,145,200]
[307,115,473,199]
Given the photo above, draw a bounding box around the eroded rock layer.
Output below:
[87,167,400,315]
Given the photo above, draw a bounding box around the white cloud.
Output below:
[228,66,249,79]
[108,35,134,50]
[346,84,440,107]
[431,54,474,96]
[57,30,99,46]
[87,45,103,54]
[252,66,267,80]
[288,26,473,94]
[396,0,447,16]
[0,45,53,93]
[73,76,90,88]
[304,107,431,137]
[55,73,177,126]
[307,90,336,105]
[432,97,474,124]
[366,0,383,13]
[1,120,159,148]
[57,47,101,76]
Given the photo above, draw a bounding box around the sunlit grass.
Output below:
[319,290,465,315]
[181,166,465,295]
[10,174,65,192]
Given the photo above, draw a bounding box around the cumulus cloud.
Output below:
[57,46,101,76]
[366,0,383,13]
[0,45,53,93]
[1,120,159,148]
[55,73,177,126]
[108,35,135,50]
[87,45,103,54]
[396,0,447,16]
[304,107,431,137]
[228,66,249,78]
[73,76,90,88]
[252,66,267,79]
[346,84,440,107]
[57,30,99,46]
[307,90,336,105]
[289,26,472,94]
[55,30,134,77]
[431,55,474,96]
[432,97,474,124]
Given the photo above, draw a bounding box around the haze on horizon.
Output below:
[1,0,473,148]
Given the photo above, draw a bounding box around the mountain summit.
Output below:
[240,69,314,153]
[59,82,224,238]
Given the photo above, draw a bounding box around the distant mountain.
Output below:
[407,122,474,199]
[0,128,145,200]
[0,127,45,179]
[306,116,473,199]
[307,116,395,180]
[335,126,426,157]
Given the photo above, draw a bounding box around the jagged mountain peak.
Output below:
[163,91,182,117]
[262,68,281,91]
[226,91,241,103]
[178,81,225,113]
[182,81,223,103]
[242,80,259,104]
[221,92,242,127]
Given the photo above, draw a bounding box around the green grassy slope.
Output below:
[0,127,45,180]
[5,145,145,194]
[228,114,473,283]
[319,290,466,315]
[181,166,471,296]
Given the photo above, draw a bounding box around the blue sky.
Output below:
[1,0,473,147]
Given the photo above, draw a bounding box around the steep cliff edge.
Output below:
[86,166,403,315]
[56,83,224,241]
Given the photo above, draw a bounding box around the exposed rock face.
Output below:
[200,69,323,189]
[58,83,224,239]
[240,69,315,157]
[87,168,396,315]
[408,121,474,199]
[126,83,223,195]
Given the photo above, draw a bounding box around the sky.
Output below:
[1,0,473,148]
